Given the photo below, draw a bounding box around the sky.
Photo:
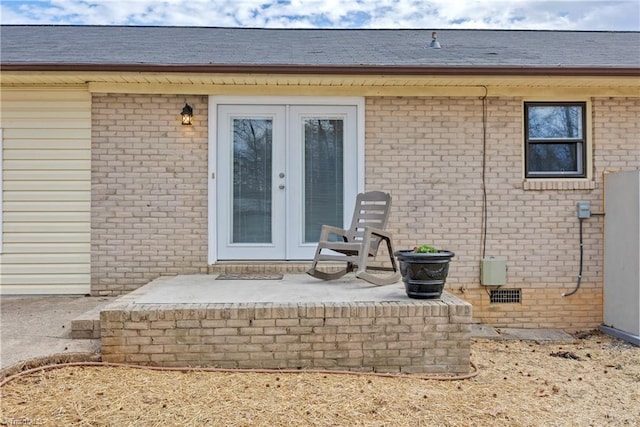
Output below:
[1,0,638,31]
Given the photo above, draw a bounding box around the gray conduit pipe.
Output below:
[563,217,585,297]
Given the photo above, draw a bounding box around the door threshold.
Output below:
[209,261,314,274]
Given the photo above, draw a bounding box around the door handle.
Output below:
[279,184,285,190]
[279,172,285,178]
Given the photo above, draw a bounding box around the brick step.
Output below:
[70,301,111,339]
[208,262,312,274]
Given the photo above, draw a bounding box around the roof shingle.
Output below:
[1,25,639,70]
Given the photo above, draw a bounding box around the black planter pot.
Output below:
[394,250,455,299]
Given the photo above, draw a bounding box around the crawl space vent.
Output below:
[490,288,521,304]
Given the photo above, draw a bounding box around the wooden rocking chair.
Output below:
[306,191,401,286]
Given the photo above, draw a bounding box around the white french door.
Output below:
[213,100,361,261]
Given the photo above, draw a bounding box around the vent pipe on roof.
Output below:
[430,31,441,49]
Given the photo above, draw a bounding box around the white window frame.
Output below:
[207,96,365,264]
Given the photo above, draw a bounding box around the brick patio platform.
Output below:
[99,275,472,374]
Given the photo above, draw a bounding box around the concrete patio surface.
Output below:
[129,274,418,304]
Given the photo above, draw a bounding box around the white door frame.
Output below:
[208,96,365,264]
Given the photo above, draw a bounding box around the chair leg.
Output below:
[386,237,400,275]
[306,247,352,281]
[307,261,353,280]
[307,267,350,281]
[307,245,322,273]
[354,236,401,286]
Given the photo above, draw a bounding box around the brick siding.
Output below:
[91,94,209,295]
[366,96,639,331]
[91,94,640,330]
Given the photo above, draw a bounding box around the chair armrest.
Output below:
[363,226,394,241]
[319,225,349,242]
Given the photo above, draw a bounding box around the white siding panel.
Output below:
[3,180,90,191]
[4,150,91,160]
[2,118,92,129]
[0,284,90,295]
[2,90,89,102]
[1,253,89,264]
[0,88,91,295]
[3,191,91,202]
[2,233,89,243]
[2,263,89,274]
[0,274,90,285]
[3,128,91,139]
[3,222,89,233]
[2,243,90,253]
[1,110,91,120]
[3,169,89,181]
[3,159,91,170]
[4,139,91,150]
[4,202,90,213]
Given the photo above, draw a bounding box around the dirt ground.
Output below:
[1,331,638,426]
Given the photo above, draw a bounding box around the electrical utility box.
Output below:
[576,201,591,218]
[481,257,506,286]
[601,170,640,346]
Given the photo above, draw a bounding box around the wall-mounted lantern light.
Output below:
[181,103,193,125]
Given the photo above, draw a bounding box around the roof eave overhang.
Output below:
[2,63,639,77]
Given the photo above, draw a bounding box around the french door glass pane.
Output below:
[303,118,344,243]
[232,118,272,243]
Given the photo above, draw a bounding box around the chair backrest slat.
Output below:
[346,191,392,250]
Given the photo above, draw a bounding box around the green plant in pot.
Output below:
[394,245,455,299]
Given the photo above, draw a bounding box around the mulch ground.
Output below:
[1,331,638,426]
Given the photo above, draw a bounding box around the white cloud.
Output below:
[1,0,638,30]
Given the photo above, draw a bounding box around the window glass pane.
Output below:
[528,105,583,139]
[304,119,344,243]
[232,118,272,243]
[527,143,579,173]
